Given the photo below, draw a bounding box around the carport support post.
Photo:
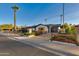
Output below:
[49,25,52,41]
[49,25,52,33]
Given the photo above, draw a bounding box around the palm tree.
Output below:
[12,5,19,32]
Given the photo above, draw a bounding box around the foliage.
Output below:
[35,31,43,36]
[0,24,19,31]
[21,31,36,36]
[0,24,13,29]
[50,23,77,44]
[60,23,77,34]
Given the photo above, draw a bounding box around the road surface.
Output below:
[0,32,58,56]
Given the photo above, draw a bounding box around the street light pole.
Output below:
[60,3,65,33]
[12,5,19,32]
[60,14,63,25]
[60,4,65,26]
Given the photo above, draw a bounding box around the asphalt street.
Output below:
[0,33,58,56]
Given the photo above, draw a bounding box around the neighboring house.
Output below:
[0,24,20,32]
[20,26,35,33]
[20,24,61,34]
[0,24,13,32]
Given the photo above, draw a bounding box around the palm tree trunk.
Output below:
[14,10,16,31]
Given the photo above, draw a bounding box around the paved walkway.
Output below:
[9,36,79,56]
[0,32,56,56]
[1,32,79,56]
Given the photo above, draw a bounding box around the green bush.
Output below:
[30,32,36,35]
[35,31,42,36]
[25,31,36,36]
[25,32,30,36]
[60,23,77,34]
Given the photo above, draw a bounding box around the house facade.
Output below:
[0,24,21,32]
[0,24,13,32]
[20,24,61,34]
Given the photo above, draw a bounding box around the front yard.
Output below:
[50,33,77,44]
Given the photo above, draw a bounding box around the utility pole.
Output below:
[63,3,64,25]
[12,5,19,32]
[62,3,65,33]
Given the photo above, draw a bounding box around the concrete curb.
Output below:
[8,37,77,56]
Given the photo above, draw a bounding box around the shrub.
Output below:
[25,32,30,36]
[25,31,36,36]
[59,23,77,34]
[35,31,42,36]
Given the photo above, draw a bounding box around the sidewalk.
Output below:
[8,35,79,56]
[2,32,79,55]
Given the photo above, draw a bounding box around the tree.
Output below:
[12,5,19,31]
[60,23,77,34]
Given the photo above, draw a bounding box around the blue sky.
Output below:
[0,3,79,26]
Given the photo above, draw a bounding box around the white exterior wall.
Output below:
[29,28,32,33]
[36,25,48,32]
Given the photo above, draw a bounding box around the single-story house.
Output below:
[0,24,21,32]
[0,24,13,32]
[20,24,61,34]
